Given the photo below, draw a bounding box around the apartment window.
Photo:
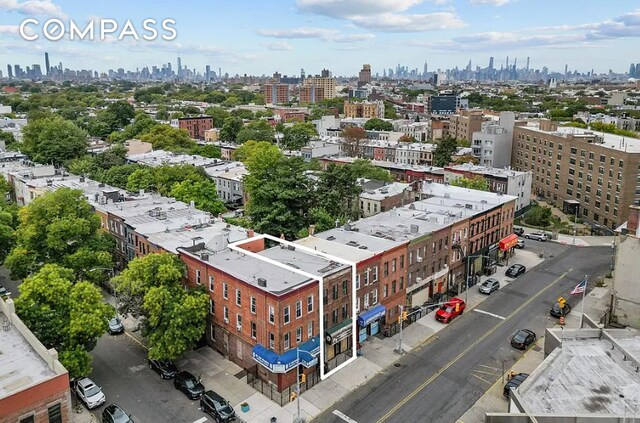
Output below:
[569,158,576,165]
[364,269,370,285]
[332,309,338,324]
[363,293,369,309]
[619,160,624,168]
[296,300,302,319]
[223,307,229,322]
[251,322,257,339]
[580,149,586,157]
[236,314,242,330]
[596,189,602,197]
[566,188,573,195]
[236,289,241,306]
[570,147,577,155]
[19,416,34,423]
[209,299,214,315]
[599,166,604,175]
[284,306,290,324]
[383,284,388,298]
[342,304,348,319]
[269,332,275,349]
[196,269,201,285]
[355,274,360,289]
[47,403,62,423]
[392,280,397,294]
[400,276,404,290]
[250,297,256,314]
[600,154,606,163]
[595,200,601,209]
[568,178,574,186]
[400,255,404,268]
[372,266,378,282]
[222,283,228,299]
[356,297,360,313]
[372,289,378,305]
[269,305,275,324]
[209,275,214,292]
[284,333,290,350]
[307,295,313,313]
[308,321,313,338]
[384,262,389,276]
[297,326,303,343]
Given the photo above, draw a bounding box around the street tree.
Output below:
[170,180,226,215]
[204,107,230,128]
[4,188,114,281]
[315,164,361,221]
[236,120,275,143]
[15,264,114,379]
[364,118,393,131]
[112,253,208,360]
[341,126,367,157]
[398,134,417,143]
[140,124,195,150]
[281,122,317,150]
[432,136,459,167]
[349,159,392,181]
[219,116,244,142]
[22,116,88,165]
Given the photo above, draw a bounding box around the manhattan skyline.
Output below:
[0,0,639,76]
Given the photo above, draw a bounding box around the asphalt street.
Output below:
[313,244,612,423]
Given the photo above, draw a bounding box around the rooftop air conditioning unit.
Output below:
[224,318,229,324]
[236,325,242,332]
[416,256,423,263]
[416,277,422,282]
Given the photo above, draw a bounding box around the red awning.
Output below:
[499,234,519,251]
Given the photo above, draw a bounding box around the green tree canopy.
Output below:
[219,116,244,142]
[204,107,230,128]
[4,188,114,280]
[450,177,490,191]
[525,204,553,228]
[15,264,114,379]
[349,159,392,181]
[170,180,226,214]
[22,116,88,165]
[364,118,394,131]
[109,112,159,143]
[433,136,459,167]
[236,120,275,144]
[315,164,362,221]
[112,253,208,360]
[140,125,196,150]
[281,122,317,150]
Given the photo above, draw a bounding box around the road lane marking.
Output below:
[473,309,506,320]
[477,364,500,371]
[192,418,208,423]
[471,369,499,376]
[470,373,492,385]
[125,331,148,350]
[333,410,359,423]
[375,268,573,423]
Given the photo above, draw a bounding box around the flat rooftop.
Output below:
[521,122,640,153]
[0,310,56,398]
[518,329,640,415]
[146,221,248,254]
[360,181,411,201]
[446,163,529,178]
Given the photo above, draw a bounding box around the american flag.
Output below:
[570,278,587,295]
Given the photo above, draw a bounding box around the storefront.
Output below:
[251,335,321,374]
[498,234,518,265]
[356,304,386,342]
[325,318,353,362]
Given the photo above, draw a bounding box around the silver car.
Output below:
[479,278,500,294]
[524,232,547,242]
[75,377,106,409]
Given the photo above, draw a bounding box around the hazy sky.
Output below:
[0,0,638,77]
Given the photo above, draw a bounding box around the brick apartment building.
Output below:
[178,116,213,140]
[343,100,384,119]
[1,298,72,423]
[303,76,336,99]
[299,86,325,104]
[449,110,483,143]
[512,119,640,230]
[264,83,290,105]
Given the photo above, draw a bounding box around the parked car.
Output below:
[174,371,205,400]
[0,283,11,298]
[524,232,547,241]
[514,227,525,236]
[478,278,500,295]
[108,317,124,335]
[503,373,529,398]
[102,404,135,423]
[550,301,572,317]
[510,329,536,350]
[435,297,466,323]
[149,359,178,379]
[75,377,106,409]
[200,390,236,422]
[515,239,525,249]
[505,264,526,278]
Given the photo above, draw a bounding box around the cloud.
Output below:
[262,41,293,51]
[0,0,66,17]
[295,0,423,19]
[0,24,19,34]
[470,0,512,6]
[256,27,374,42]
[350,12,465,32]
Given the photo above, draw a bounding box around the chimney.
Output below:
[628,205,640,237]
[280,233,286,240]
[309,225,315,236]
[190,200,195,208]
[247,228,254,238]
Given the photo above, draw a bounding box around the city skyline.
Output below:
[0,0,639,76]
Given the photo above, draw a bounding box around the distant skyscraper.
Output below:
[506,56,509,69]
[205,65,211,81]
[423,60,428,76]
[44,52,50,76]
[526,57,530,71]
[7,64,12,79]
[177,56,182,77]
[300,68,305,81]
[564,64,568,75]
[321,68,330,78]
[488,57,494,70]
[358,64,371,87]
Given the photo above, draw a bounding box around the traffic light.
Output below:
[290,391,297,402]
[557,297,566,307]
[398,315,402,324]
[402,311,408,321]
[300,374,306,384]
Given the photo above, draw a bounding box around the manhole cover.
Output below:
[473,390,483,397]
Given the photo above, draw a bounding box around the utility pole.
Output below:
[572,205,578,245]
[295,347,301,422]
[396,305,404,354]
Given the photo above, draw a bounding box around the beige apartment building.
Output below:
[512,119,640,231]
[303,76,336,99]
[449,110,483,142]
[343,100,384,119]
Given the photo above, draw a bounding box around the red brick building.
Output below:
[178,116,213,140]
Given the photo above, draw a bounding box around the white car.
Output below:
[524,232,547,242]
[75,377,106,409]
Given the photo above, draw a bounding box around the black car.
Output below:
[505,264,526,278]
[102,404,134,423]
[503,373,529,398]
[510,329,536,350]
[174,371,204,400]
[201,390,236,422]
[550,301,572,317]
[149,359,178,379]
[0,283,10,298]
[514,227,525,236]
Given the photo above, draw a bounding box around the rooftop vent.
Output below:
[410,224,419,233]
[465,204,473,209]
[201,253,209,261]
[358,245,368,250]
[257,278,267,287]
[326,236,336,241]
[346,240,359,247]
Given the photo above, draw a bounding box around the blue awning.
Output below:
[251,336,321,372]
[357,304,386,327]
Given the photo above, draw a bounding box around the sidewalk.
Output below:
[76,250,544,423]
[456,281,613,423]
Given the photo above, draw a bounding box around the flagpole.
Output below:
[579,275,587,329]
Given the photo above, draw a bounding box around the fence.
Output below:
[246,364,322,407]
